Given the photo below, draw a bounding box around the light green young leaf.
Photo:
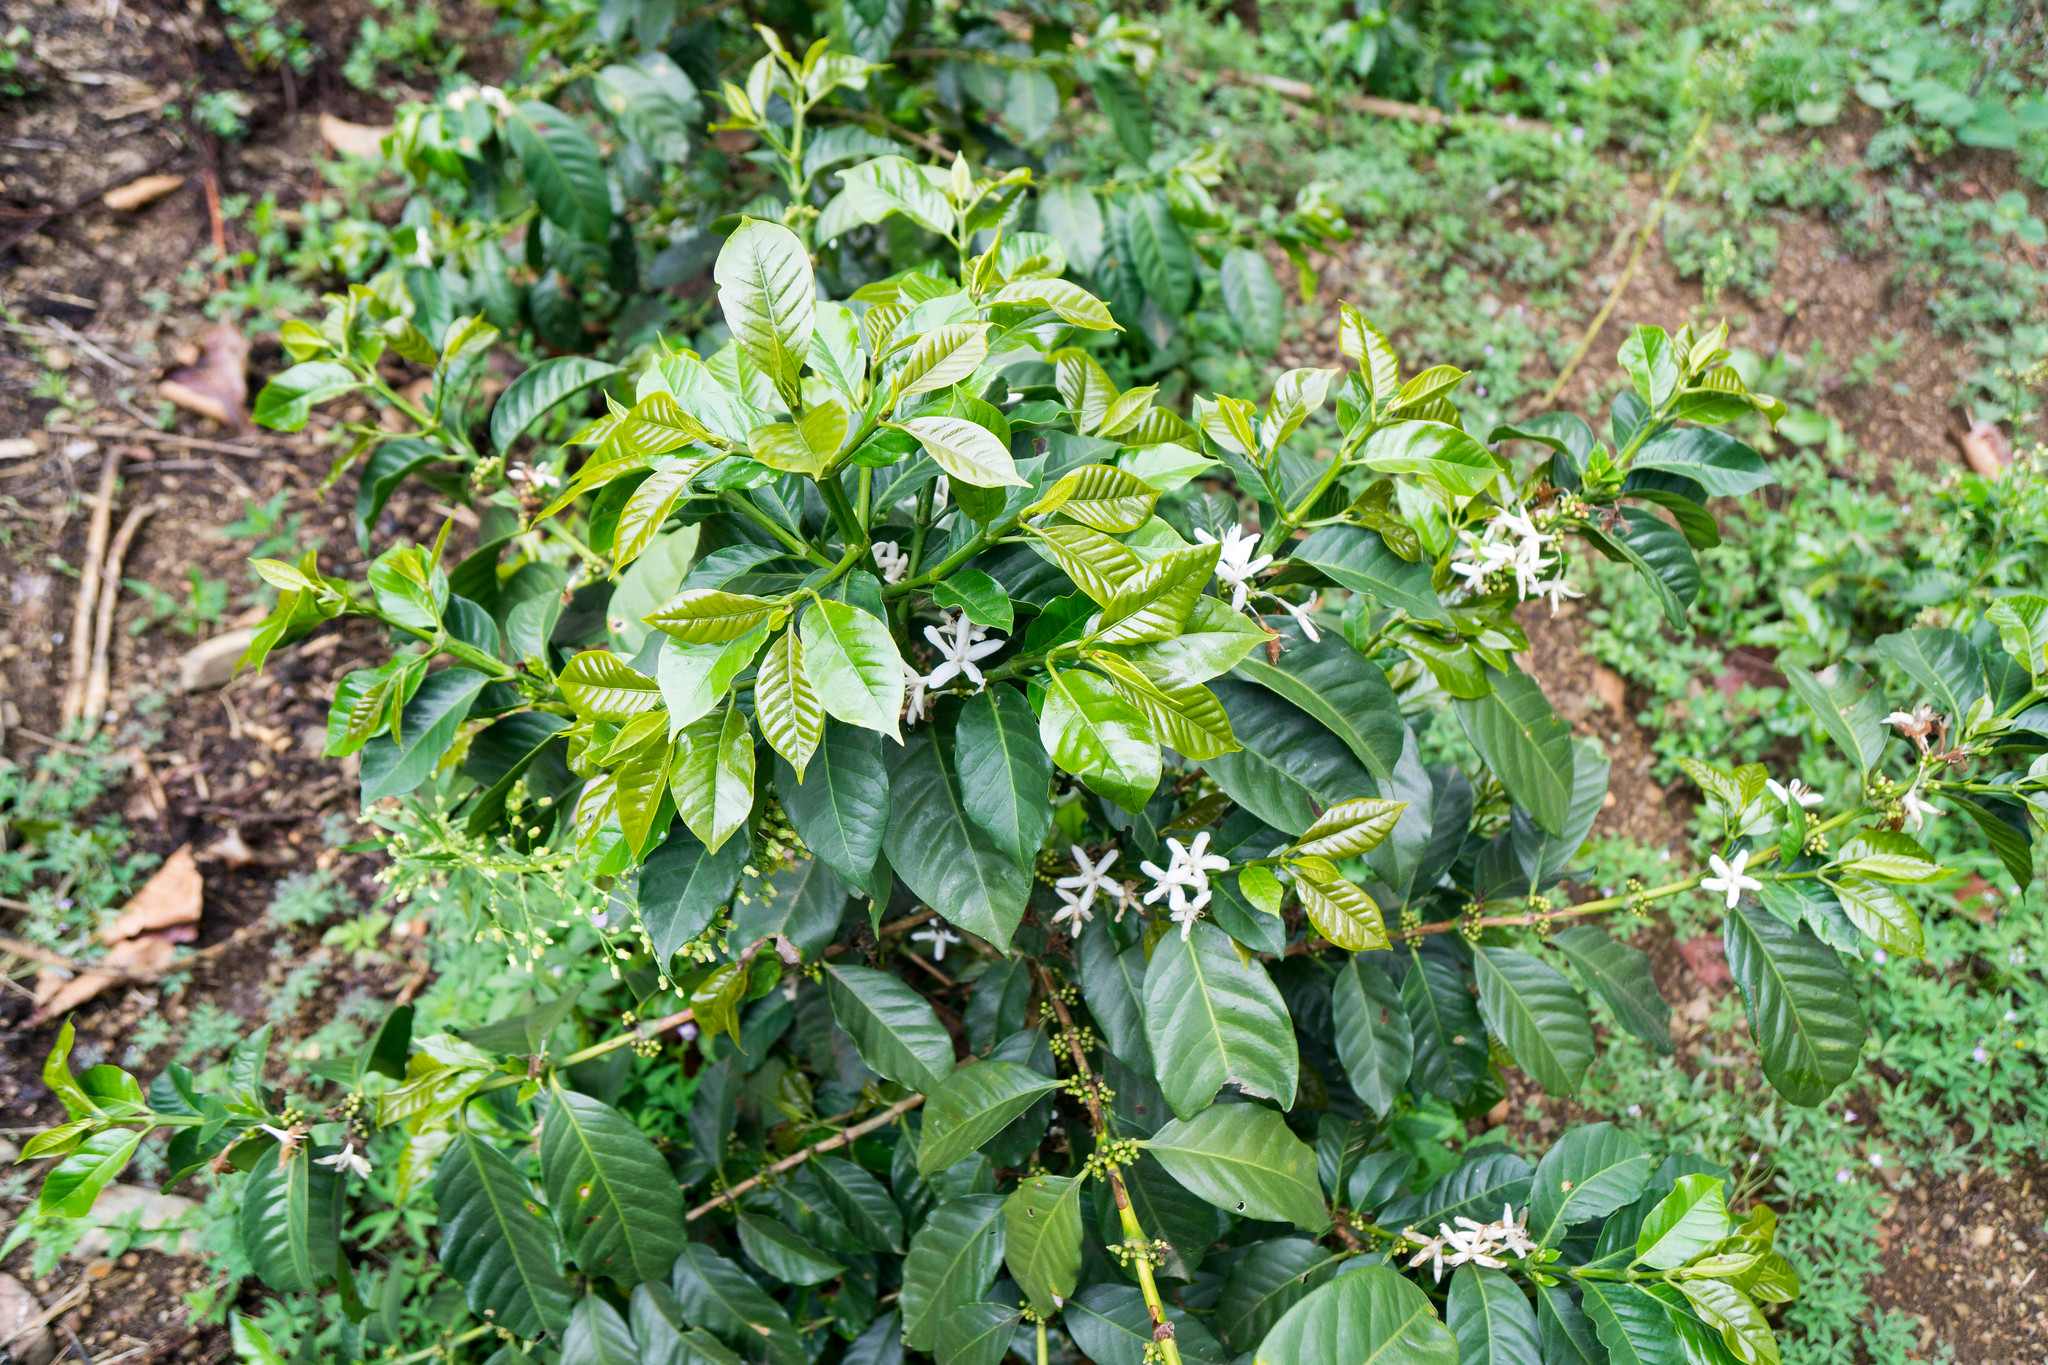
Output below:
[714,218,815,386]
[1636,1174,1733,1269]
[669,703,754,854]
[799,598,905,740]
[896,415,1029,488]
[756,628,823,779]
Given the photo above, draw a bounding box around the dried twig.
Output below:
[1205,67,1553,134]
[82,499,157,735]
[684,1094,926,1221]
[61,449,121,728]
[47,421,270,459]
[0,1280,89,1350]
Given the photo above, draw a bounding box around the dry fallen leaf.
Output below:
[1677,934,1732,991]
[205,827,256,869]
[99,845,203,944]
[1960,420,2010,478]
[319,112,391,159]
[31,932,179,1022]
[159,322,250,430]
[102,173,185,212]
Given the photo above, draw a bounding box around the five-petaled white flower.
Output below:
[1056,846,1121,912]
[1901,788,1943,830]
[921,613,1005,691]
[1403,1206,1537,1283]
[1766,777,1823,809]
[1538,575,1583,614]
[1700,850,1762,909]
[1051,886,1094,938]
[1194,524,1273,612]
[872,540,909,584]
[1140,832,1232,938]
[911,923,962,962]
[1266,591,1323,642]
[317,1142,374,1179]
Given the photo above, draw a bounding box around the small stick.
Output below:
[200,168,226,258]
[684,1093,926,1220]
[60,449,120,728]
[82,499,156,735]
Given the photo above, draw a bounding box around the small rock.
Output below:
[1591,664,1627,713]
[1969,1224,1995,1248]
[0,1138,19,1164]
[66,1183,199,1259]
[177,628,255,691]
[0,1270,54,1365]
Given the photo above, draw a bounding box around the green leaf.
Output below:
[1254,1264,1458,1365]
[560,651,663,720]
[230,1317,289,1365]
[897,415,1030,488]
[1077,920,1152,1071]
[1528,1123,1652,1244]
[1331,955,1412,1117]
[992,277,1117,329]
[1454,665,1575,836]
[715,218,814,386]
[645,589,782,645]
[1676,1281,1779,1365]
[1832,830,1944,884]
[1361,421,1500,497]
[1218,1239,1348,1353]
[892,323,989,399]
[1474,947,1594,1097]
[1087,652,1239,760]
[1782,662,1889,778]
[954,685,1055,866]
[1619,325,1682,410]
[1205,680,1378,836]
[812,1155,905,1255]
[756,629,823,779]
[1636,1174,1732,1269]
[1221,248,1285,354]
[885,724,1031,950]
[1378,1150,1533,1231]
[1143,921,1298,1118]
[1145,1103,1328,1233]
[1628,427,1774,497]
[669,703,755,854]
[1722,901,1864,1106]
[435,1124,575,1337]
[1538,1287,1604,1365]
[1550,926,1673,1055]
[1232,621,1405,780]
[800,598,905,741]
[1039,666,1160,811]
[1004,1172,1085,1315]
[932,568,1015,631]
[539,1080,687,1285]
[917,1061,1063,1175]
[1947,791,2036,890]
[900,1194,1005,1352]
[1986,594,2048,677]
[1291,524,1450,622]
[1580,1280,1683,1365]
[40,1126,143,1219]
[837,155,953,234]
[1875,627,1984,721]
[636,822,748,969]
[669,1246,804,1365]
[252,361,359,432]
[1069,1284,1231,1365]
[1032,521,1144,603]
[734,1211,845,1285]
[239,1145,339,1293]
[1119,595,1265,688]
[1295,870,1390,952]
[823,962,956,1094]
[509,101,611,239]
[1587,507,1699,629]
[937,1303,1025,1365]
[1448,1265,1541,1365]
[1126,190,1194,314]
[1037,464,1160,533]
[562,1295,640,1365]
[359,669,487,802]
[1296,799,1408,858]
[777,720,888,893]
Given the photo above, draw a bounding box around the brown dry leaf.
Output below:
[99,845,202,945]
[1677,934,1731,991]
[1960,420,2010,478]
[31,933,179,1021]
[159,323,250,430]
[1591,664,1626,713]
[205,827,256,869]
[102,173,184,212]
[320,112,391,159]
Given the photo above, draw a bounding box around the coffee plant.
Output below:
[21,21,2048,1365]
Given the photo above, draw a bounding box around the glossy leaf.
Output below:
[1474,947,1594,1097]
[823,962,955,1095]
[1004,1172,1084,1315]
[1331,955,1413,1117]
[885,725,1031,950]
[1144,921,1299,1117]
[917,1061,1063,1175]
[1722,902,1863,1106]
[1550,927,1673,1055]
[1528,1122,1652,1244]
[899,1194,1005,1352]
[539,1081,687,1285]
[1448,1265,1541,1365]
[435,1124,575,1338]
[1254,1264,1458,1365]
[1454,665,1575,836]
[1145,1103,1328,1233]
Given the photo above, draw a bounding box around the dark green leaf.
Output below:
[1448,1265,1541,1365]
[239,1146,339,1294]
[1205,680,1378,836]
[1550,927,1673,1055]
[936,1303,1024,1365]
[1253,1264,1458,1365]
[954,685,1055,865]
[1454,665,1575,836]
[670,1245,804,1365]
[1628,427,1774,497]
[1078,917,1152,1071]
[1528,1123,1652,1244]
[636,822,748,970]
[1217,1239,1347,1354]
[1722,902,1863,1106]
[899,1194,1005,1352]
[1474,947,1594,1098]
[540,1081,686,1285]
[777,720,889,897]
[916,1061,1063,1175]
[1003,1172,1084,1315]
[1875,628,1984,722]
[823,962,955,1095]
[734,1211,845,1285]
[1067,1284,1231,1365]
[1782,662,1889,779]
[1145,1104,1328,1233]
[435,1125,575,1337]
[1232,617,1405,780]
[1330,955,1412,1117]
[509,101,612,240]
[1579,1280,1683,1365]
[359,669,488,802]
[1144,921,1298,1118]
[885,724,1031,951]
[491,356,623,452]
[561,1295,639,1365]
[1291,524,1450,622]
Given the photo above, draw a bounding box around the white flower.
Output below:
[921,613,1005,691]
[911,923,962,962]
[410,231,434,269]
[1874,948,1888,964]
[1056,845,1121,912]
[1700,850,1762,909]
[1051,887,1094,938]
[1537,575,1583,614]
[1901,788,1943,830]
[1194,524,1273,612]
[1266,591,1323,643]
[317,1142,374,1179]
[258,1124,299,1145]
[1140,832,1231,938]
[1766,778,1823,810]
[872,540,909,584]
[1403,1206,1535,1282]
[478,84,514,116]
[902,660,931,724]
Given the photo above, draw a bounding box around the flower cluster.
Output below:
[1448,506,1582,613]
[1402,1205,1537,1281]
[1053,845,1122,938]
[1140,832,1230,938]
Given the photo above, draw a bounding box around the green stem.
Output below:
[721,492,835,567]
[1036,1318,1048,1365]
[818,473,867,550]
